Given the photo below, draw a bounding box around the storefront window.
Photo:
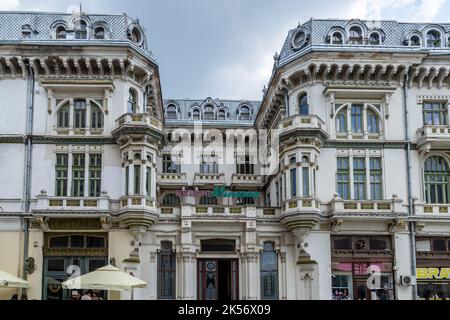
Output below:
[332,274,352,300]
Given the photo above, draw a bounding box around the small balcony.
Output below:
[417,125,450,151]
[33,191,110,216]
[112,113,164,140]
[231,174,264,188]
[278,114,329,143]
[193,173,225,186]
[119,195,157,211]
[329,194,407,218]
[414,201,450,217]
[157,173,187,188]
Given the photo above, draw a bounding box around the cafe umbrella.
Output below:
[62,265,147,299]
[0,270,30,288]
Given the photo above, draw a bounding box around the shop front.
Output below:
[331,235,395,300]
[416,237,450,300]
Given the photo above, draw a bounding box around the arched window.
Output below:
[367,110,380,133]
[368,32,380,45]
[424,156,449,204]
[166,105,178,120]
[57,103,70,128]
[56,26,66,39]
[131,28,142,44]
[260,242,279,300]
[349,26,363,44]
[351,105,363,133]
[447,36,450,48]
[204,105,215,120]
[74,99,87,129]
[299,93,309,115]
[90,104,104,129]
[199,196,218,206]
[192,109,201,120]
[336,111,347,133]
[410,35,421,47]
[128,88,138,113]
[162,194,180,207]
[157,241,176,299]
[94,26,105,39]
[427,30,441,48]
[217,110,226,120]
[74,20,88,40]
[240,106,251,120]
[331,32,343,44]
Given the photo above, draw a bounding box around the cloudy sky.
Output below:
[0,0,449,100]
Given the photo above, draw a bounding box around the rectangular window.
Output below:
[163,155,179,173]
[423,102,447,126]
[134,165,141,195]
[55,154,68,196]
[74,99,87,129]
[146,166,152,196]
[302,167,310,197]
[72,154,85,197]
[370,158,383,200]
[236,155,254,174]
[353,158,366,200]
[336,158,349,200]
[89,154,102,197]
[157,242,176,299]
[275,181,280,206]
[290,168,297,198]
[200,155,218,174]
[125,166,129,196]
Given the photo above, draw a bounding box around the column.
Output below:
[280,252,287,300]
[69,98,74,132]
[67,151,73,197]
[176,252,184,300]
[182,252,196,300]
[365,153,370,200]
[244,252,259,300]
[349,153,354,200]
[148,251,158,299]
[240,255,247,299]
[84,148,89,197]
[363,104,368,139]
[347,104,352,139]
[86,100,91,135]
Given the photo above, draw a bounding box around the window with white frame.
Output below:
[94,26,105,39]
[239,105,251,120]
[424,156,449,204]
[128,88,138,113]
[368,32,381,45]
[165,104,178,120]
[55,154,68,197]
[331,32,343,44]
[74,20,88,40]
[56,26,66,39]
[423,101,448,125]
[299,93,309,115]
[72,153,85,197]
[348,26,363,44]
[204,105,215,120]
[200,154,218,174]
[335,103,381,137]
[289,156,297,198]
[192,109,201,120]
[409,35,421,47]
[218,109,226,120]
[427,30,441,48]
[336,156,383,201]
[57,99,104,131]
[162,194,180,207]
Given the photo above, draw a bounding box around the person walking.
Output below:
[10,293,18,300]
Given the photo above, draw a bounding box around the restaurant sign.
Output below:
[176,186,261,199]
[417,268,450,280]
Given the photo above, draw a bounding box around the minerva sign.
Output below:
[416,268,450,280]
[176,186,261,199]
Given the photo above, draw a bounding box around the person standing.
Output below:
[81,290,92,300]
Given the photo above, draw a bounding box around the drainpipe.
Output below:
[22,60,35,291]
[402,72,418,300]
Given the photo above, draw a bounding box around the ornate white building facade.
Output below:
[1,12,450,300]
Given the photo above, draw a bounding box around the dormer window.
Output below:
[131,28,142,44]
[204,105,215,120]
[56,26,66,39]
[368,32,380,45]
[192,109,200,120]
[166,105,178,120]
[410,35,421,47]
[21,25,32,39]
[94,26,105,39]
[331,32,343,44]
[348,26,363,44]
[218,110,226,120]
[74,20,88,40]
[239,106,251,120]
[427,30,441,48]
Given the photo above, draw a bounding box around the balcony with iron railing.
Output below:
[416,125,450,151]
[278,114,329,143]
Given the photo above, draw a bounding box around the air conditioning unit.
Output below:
[399,275,417,286]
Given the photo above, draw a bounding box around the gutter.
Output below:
[402,71,418,300]
[22,60,35,291]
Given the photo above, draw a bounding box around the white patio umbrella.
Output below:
[62,265,147,292]
[0,270,30,288]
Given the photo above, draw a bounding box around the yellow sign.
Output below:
[417,268,450,280]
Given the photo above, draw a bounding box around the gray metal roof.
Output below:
[163,98,261,124]
[0,10,152,56]
[279,19,450,63]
